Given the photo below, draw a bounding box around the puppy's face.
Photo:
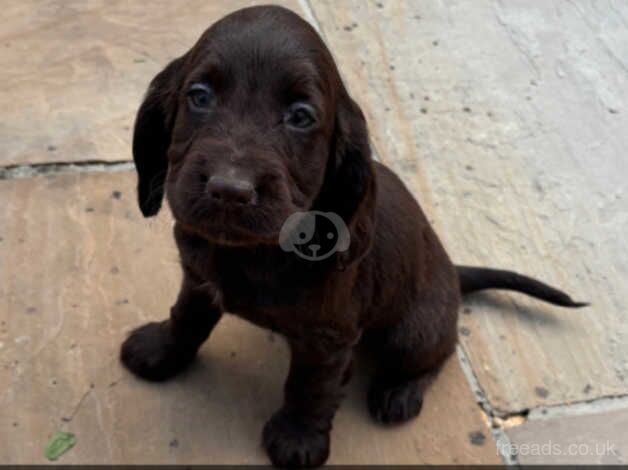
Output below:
[133,6,375,258]
[169,9,337,244]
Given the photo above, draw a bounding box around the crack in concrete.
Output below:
[527,393,628,420]
[457,346,519,465]
[61,388,92,423]
[458,344,628,465]
[0,161,134,180]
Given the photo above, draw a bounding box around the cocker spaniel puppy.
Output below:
[121,6,585,467]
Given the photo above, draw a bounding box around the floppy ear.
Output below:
[316,91,376,266]
[133,56,185,217]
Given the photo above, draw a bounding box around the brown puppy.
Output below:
[120,6,585,467]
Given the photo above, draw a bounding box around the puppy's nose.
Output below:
[207,175,256,205]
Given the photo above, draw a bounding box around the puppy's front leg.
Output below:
[263,336,353,468]
[120,270,222,381]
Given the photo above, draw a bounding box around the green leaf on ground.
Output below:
[45,431,76,461]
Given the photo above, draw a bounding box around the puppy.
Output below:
[120,6,585,467]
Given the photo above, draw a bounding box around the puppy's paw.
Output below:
[262,410,330,468]
[368,377,423,424]
[120,321,196,382]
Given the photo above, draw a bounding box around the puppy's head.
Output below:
[133,5,375,261]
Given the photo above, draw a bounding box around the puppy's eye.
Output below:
[187,83,214,112]
[285,103,317,130]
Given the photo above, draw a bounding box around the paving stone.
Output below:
[0,0,299,165]
[0,172,498,464]
[506,409,628,464]
[309,0,628,413]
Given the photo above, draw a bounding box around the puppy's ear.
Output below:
[317,92,376,266]
[133,56,185,217]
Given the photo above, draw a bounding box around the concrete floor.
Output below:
[1,0,627,465]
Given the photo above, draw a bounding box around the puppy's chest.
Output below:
[177,236,331,330]
[215,264,325,330]
[220,272,302,310]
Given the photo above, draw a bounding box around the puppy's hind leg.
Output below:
[120,270,222,381]
[365,295,459,424]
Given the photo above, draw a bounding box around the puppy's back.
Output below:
[359,162,459,327]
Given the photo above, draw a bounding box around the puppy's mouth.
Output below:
[178,220,279,246]
[171,199,296,246]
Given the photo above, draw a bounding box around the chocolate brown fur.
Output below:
[120,6,585,467]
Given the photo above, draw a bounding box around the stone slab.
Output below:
[0,0,299,165]
[506,409,628,464]
[0,172,498,464]
[309,0,628,413]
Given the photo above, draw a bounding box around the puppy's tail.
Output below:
[456,265,588,308]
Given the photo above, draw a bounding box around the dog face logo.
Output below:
[279,211,350,261]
